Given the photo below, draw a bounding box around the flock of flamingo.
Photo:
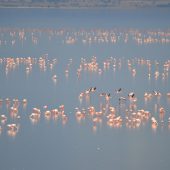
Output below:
[76,86,170,132]
[0,28,170,46]
[0,54,170,137]
[1,54,170,81]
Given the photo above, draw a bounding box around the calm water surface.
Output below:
[0,8,170,170]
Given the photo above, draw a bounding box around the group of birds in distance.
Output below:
[0,27,170,137]
[0,28,170,46]
[0,54,170,137]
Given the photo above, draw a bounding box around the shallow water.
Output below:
[0,8,170,170]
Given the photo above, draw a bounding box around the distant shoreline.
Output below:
[0,0,170,9]
[0,5,170,11]
[0,6,136,9]
[0,6,167,10]
[0,5,169,9]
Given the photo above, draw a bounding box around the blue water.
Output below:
[0,8,170,170]
[0,8,170,28]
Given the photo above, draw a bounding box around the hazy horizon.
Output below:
[0,0,170,8]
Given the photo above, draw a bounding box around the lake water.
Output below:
[0,8,170,170]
